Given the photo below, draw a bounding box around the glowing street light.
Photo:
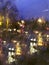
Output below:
[8,47,15,64]
[3,41,6,45]
[37,18,45,24]
[34,30,39,34]
[6,17,9,29]
[12,40,17,43]
[16,42,22,55]
[38,18,42,23]
[21,20,25,24]
[37,32,43,46]
[0,22,2,26]
[8,28,12,32]
[30,42,37,54]
[13,28,16,31]
[0,15,4,26]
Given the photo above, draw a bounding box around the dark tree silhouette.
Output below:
[0,0,20,21]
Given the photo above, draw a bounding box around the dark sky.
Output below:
[15,0,49,20]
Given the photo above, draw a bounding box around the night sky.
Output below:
[15,0,49,20]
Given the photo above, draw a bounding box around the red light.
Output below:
[46,27,49,30]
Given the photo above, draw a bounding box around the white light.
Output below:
[42,9,49,12]
[30,38,34,41]
[21,20,25,24]
[30,43,38,54]
[8,52,15,64]
[30,42,33,46]
[8,52,11,56]
[8,29,12,31]
[25,31,28,34]
[3,41,6,43]
[34,38,36,41]
[30,38,36,41]
[11,52,15,55]
[13,29,16,31]
[13,40,17,43]
[12,48,14,51]
[47,35,49,37]
[17,29,21,33]
[34,43,36,46]
[3,41,6,45]
[38,18,42,23]
[9,48,11,50]
[34,31,39,34]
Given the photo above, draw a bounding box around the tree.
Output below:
[0,0,20,22]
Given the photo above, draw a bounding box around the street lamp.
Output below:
[37,32,43,46]
[38,18,42,23]
[21,20,25,24]
[37,18,45,24]
[0,22,2,26]
[0,15,4,26]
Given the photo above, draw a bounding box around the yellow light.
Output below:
[16,42,21,55]
[37,18,45,24]
[37,33,43,46]
[6,14,10,29]
[17,22,21,25]
[2,16,4,20]
[0,22,2,26]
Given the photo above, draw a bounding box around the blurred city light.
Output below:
[37,18,45,24]
[12,40,17,43]
[16,42,22,55]
[17,29,21,33]
[9,48,12,50]
[8,28,12,31]
[8,51,15,64]
[30,38,36,41]
[38,18,42,23]
[0,22,2,26]
[47,35,49,38]
[34,30,39,34]
[30,42,38,54]
[13,28,16,31]
[21,20,25,24]
[37,33,43,46]
[3,41,6,45]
